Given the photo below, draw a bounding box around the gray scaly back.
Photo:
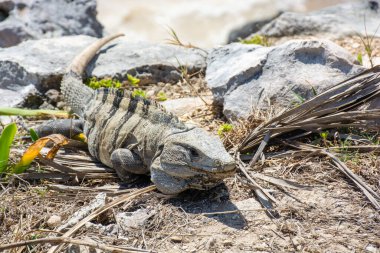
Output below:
[60,33,124,116]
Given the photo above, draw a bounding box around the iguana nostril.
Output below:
[0,8,9,22]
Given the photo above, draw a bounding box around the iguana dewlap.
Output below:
[35,34,236,194]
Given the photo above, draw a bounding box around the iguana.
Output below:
[35,34,236,194]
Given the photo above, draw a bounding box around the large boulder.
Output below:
[206,40,364,120]
[227,12,282,43]
[257,0,380,39]
[0,0,103,48]
[0,35,207,107]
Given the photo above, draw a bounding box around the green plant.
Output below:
[29,128,39,142]
[156,91,167,101]
[127,74,140,86]
[166,26,196,48]
[0,107,69,117]
[357,18,380,68]
[218,124,234,137]
[291,91,306,106]
[240,35,270,46]
[357,52,363,65]
[320,131,329,146]
[0,123,17,173]
[86,77,121,89]
[132,89,147,99]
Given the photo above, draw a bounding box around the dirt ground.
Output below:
[1,36,380,253]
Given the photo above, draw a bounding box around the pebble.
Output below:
[223,239,233,246]
[170,236,182,243]
[46,215,61,228]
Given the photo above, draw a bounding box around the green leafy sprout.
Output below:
[240,35,270,46]
[357,52,363,65]
[156,91,167,101]
[218,124,234,137]
[132,89,147,99]
[127,74,140,86]
[86,77,121,89]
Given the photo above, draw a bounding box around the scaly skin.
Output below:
[36,34,236,194]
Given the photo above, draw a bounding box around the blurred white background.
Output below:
[97,0,353,47]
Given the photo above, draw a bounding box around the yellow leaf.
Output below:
[72,133,87,143]
[14,134,68,174]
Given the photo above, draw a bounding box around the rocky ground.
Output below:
[0,0,380,252]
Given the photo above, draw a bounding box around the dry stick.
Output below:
[285,141,380,210]
[322,151,380,203]
[249,131,271,167]
[47,185,157,253]
[238,160,277,205]
[0,237,149,252]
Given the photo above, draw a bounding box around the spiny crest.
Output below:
[94,87,181,121]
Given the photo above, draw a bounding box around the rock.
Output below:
[0,0,103,48]
[66,237,101,253]
[0,85,41,108]
[116,208,155,230]
[46,215,61,228]
[58,192,106,232]
[0,35,206,107]
[170,236,182,243]
[205,237,217,250]
[45,89,60,103]
[161,96,213,117]
[206,40,364,119]
[227,12,282,43]
[223,239,233,247]
[257,1,380,39]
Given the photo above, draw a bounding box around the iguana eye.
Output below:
[190,148,199,158]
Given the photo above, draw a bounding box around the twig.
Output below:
[47,185,157,253]
[0,237,151,252]
[200,208,281,215]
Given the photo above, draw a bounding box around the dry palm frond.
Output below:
[239,66,380,152]
[237,66,380,210]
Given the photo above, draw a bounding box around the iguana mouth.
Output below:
[190,165,236,176]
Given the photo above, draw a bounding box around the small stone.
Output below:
[146,90,155,98]
[205,237,216,250]
[39,101,55,110]
[47,215,61,228]
[223,239,233,246]
[45,89,60,103]
[170,236,182,243]
[56,101,66,109]
[366,244,379,253]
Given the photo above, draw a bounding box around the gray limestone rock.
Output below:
[0,0,103,48]
[227,12,282,43]
[206,40,364,119]
[257,0,380,39]
[0,35,207,107]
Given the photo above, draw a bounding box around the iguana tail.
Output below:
[61,33,124,116]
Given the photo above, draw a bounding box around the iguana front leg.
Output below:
[34,119,84,139]
[150,157,190,195]
[111,148,148,182]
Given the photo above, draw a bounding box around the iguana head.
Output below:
[150,127,236,194]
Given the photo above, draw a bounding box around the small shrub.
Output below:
[86,77,121,89]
